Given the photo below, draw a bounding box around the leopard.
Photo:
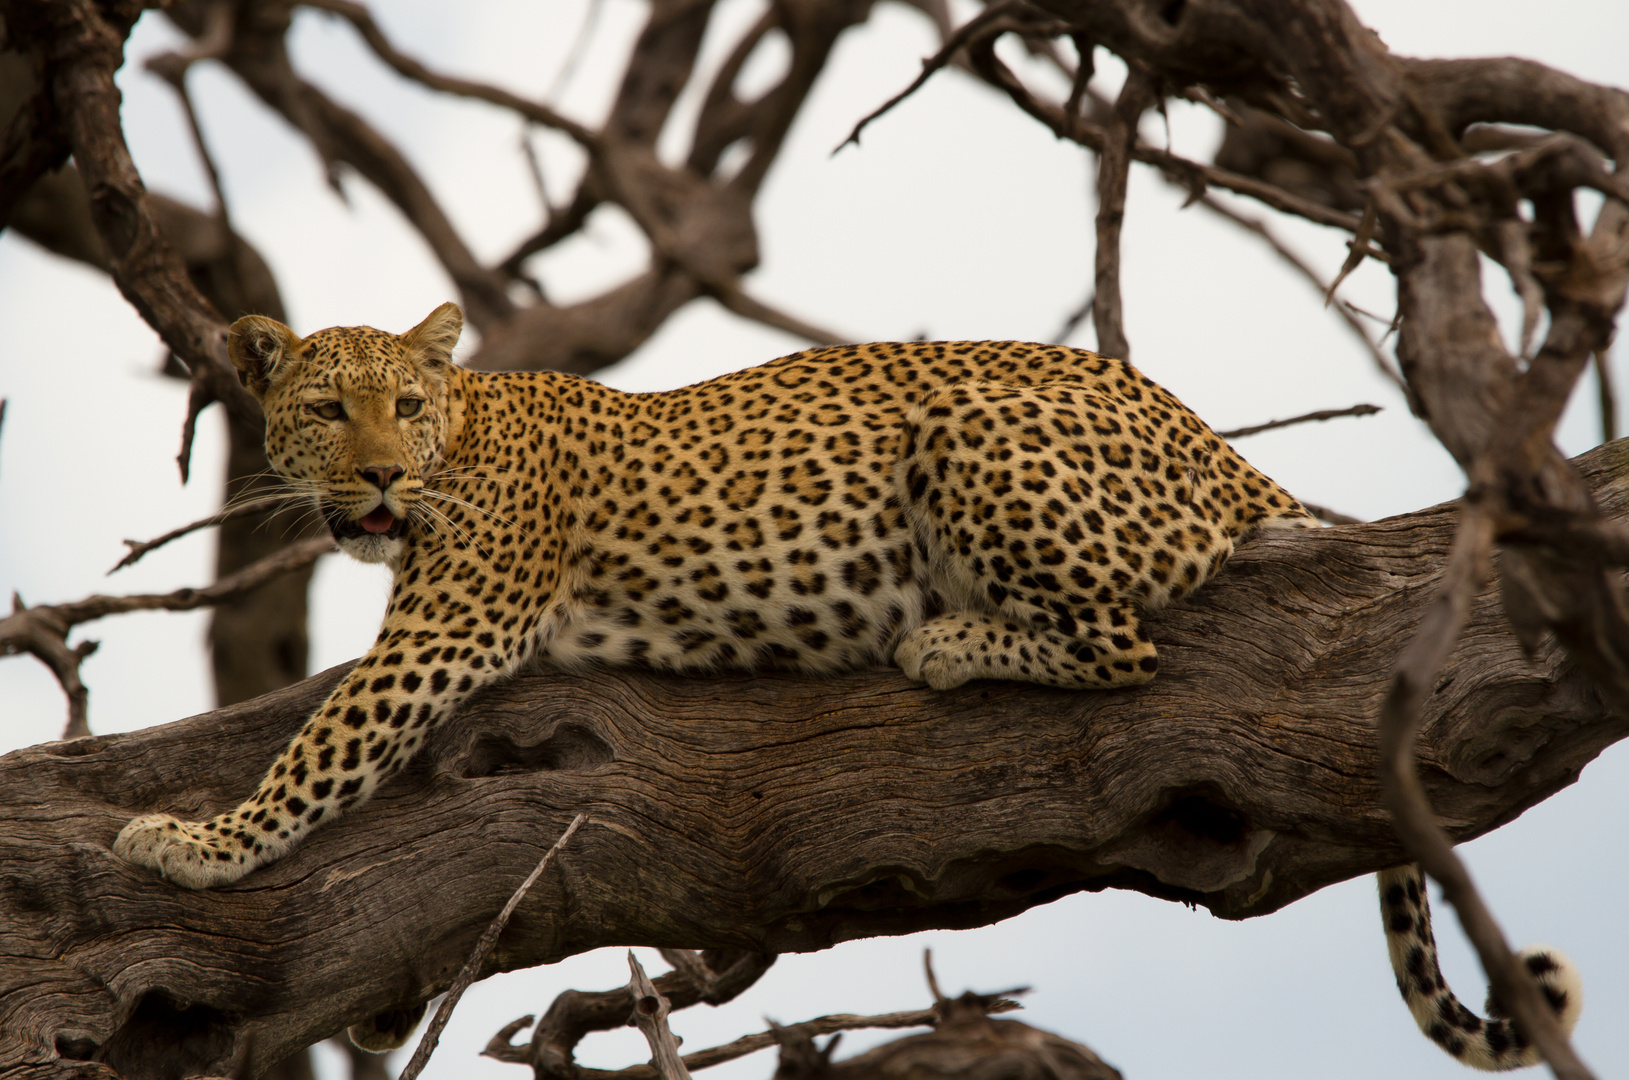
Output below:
[110,303,1581,1064]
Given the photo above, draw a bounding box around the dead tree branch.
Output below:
[483,948,777,1078]
[489,949,1054,1080]
[8,0,258,475]
[5,441,1629,1075]
[111,495,290,573]
[1193,194,1404,387]
[1089,67,1154,360]
[1216,403,1380,440]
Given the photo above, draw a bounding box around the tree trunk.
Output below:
[5,438,1628,1079]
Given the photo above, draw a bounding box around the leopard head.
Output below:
[228,302,465,565]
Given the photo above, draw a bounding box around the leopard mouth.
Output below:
[324,502,407,541]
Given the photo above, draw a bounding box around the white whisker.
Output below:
[427,463,516,483]
[411,501,491,560]
[419,488,517,531]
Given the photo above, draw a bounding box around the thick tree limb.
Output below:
[4,440,1629,1078]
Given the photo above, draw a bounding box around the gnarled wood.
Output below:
[3,440,1628,1079]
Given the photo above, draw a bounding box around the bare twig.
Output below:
[303,0,596,146]
[1324,201,1379,306]
[489,996,1024,1080]
[1384,132,1629,210]
[111,494,288,573]
[143,34,268,483]
[1341,300,1403,345]
[2,592,95,741]
[19,0,258,485]
[484,946,776,1073]
[398,812,586,1080]
[1143,144,1365,234]
[1217,403,1381,440]
[625,1010,950,1078]
[1495,217,1545,361]
[937,39,1365,233]
[49,536,333,627]
[921,949,945,1005]
[144,4,235,223]
[832,0,1034,155]
[710,282,847,346]
[543,0,607,104]
[1050,289,1094,345]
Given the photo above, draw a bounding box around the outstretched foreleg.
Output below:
[115,621,509,888]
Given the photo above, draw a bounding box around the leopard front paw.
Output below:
[113,812,257,889]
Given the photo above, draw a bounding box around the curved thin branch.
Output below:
[1216,403,1381,440]
[110,495,287,573]
[1088,66,1154,359]
[833,1,1042,155]
[300,0,598,146]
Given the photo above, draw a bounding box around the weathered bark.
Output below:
[4,439,1628,1079]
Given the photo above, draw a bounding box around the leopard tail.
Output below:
[1378,863,1582,1070]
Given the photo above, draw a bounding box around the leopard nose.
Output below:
[359,465,404,490]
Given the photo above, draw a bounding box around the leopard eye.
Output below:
[310,401,345,421]
[396,397,425,419]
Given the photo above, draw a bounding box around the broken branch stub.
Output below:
[625,953,692,1080]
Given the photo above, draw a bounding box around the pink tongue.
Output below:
[360,506,396,534]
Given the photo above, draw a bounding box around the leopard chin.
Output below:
[336,532,406,564]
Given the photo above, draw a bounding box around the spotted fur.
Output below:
[115,303,1330,1046]
[1379,864,1582,1070]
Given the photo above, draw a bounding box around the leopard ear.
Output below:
[400,302,463,370]
[228,315,303,399]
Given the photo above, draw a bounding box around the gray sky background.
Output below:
[1,2,1626,1078]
